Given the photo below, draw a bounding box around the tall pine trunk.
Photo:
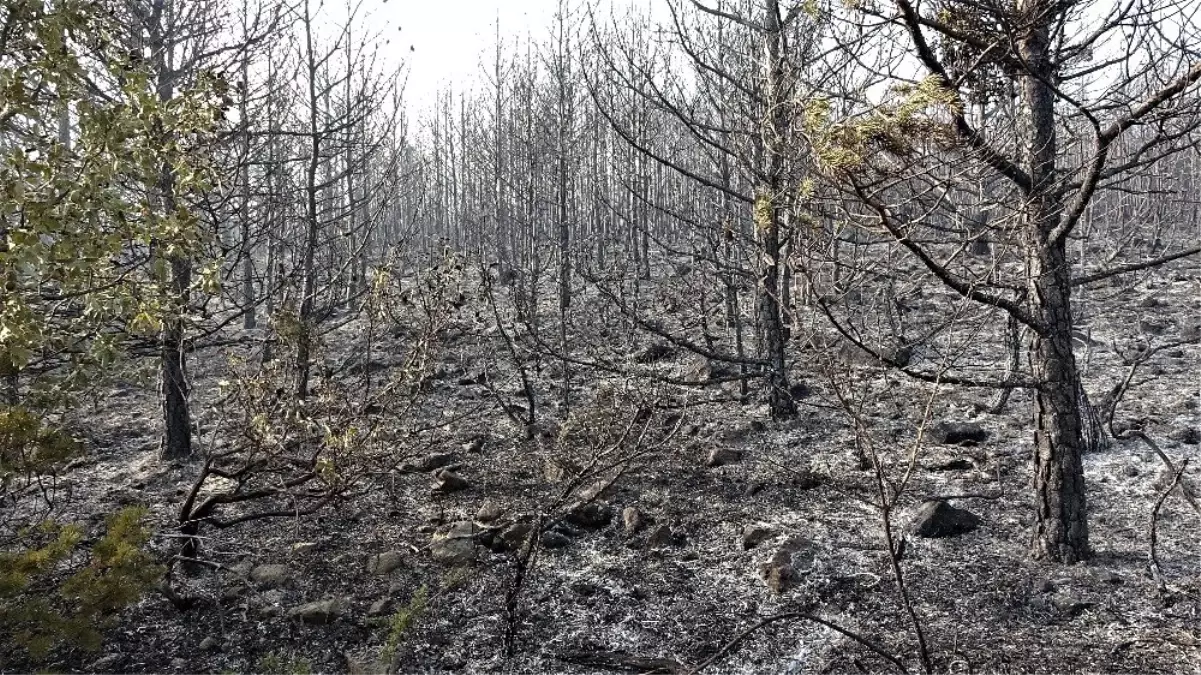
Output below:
[1019,4,1089,562]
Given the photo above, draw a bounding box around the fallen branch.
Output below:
[1149,459,1189,595]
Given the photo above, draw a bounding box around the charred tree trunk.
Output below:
[757,1,796,419]
[1019,7,1089,562]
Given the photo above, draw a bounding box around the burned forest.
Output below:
[4,0,1201,672]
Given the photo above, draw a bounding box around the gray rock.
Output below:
[432,468,470,493]
[367,551,404,576]
[476,499,503,522]
[1174,427,1201,445]
[249,564,289,588]
[430,522,481,564]
[742,524,776,550]
[495,522,533,552]
[368,598,395,617]
[421,452,457,471]
[927,457,974,472]
[760,550,794,593]
[291,542,318,555]
[289,597,348,624]
[908,500,980,538]
[759,536,817,593]
[706,447,743,468]
[406,452,456,472]
[566,502,613,529]
[1052,595,1094,617]
[91,654,124,671]
[622,507,644,536]
[646,524,675,548]
[931,421,988,446]
[540,531,572,549]
[199,636,220,652]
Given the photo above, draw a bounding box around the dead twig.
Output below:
[687,611,909,675]
[1149,458,1189,595]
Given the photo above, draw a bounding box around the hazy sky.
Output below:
[368,0,583,110]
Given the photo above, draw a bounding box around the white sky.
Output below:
[367,0,584,110]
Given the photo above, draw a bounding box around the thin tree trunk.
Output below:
[757,1,796,419]
[296,0,322,401]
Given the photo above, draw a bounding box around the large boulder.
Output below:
[931,421,988,446]
[908,500,980,538]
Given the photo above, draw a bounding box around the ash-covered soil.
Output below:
[4,262,1201,675]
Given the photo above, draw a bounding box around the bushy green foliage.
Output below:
[0,506,163,661]
[2,411,161,661]
[0,406,79,484]
[0,0,222,401]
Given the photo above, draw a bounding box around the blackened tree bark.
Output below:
[832,0,1201,562]
[756,0,796,418]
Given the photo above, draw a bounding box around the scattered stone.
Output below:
[622,507,644,536]
[289,597,348,624]
[646,524,675,549]
[432,468,470,493]
[742,524,776,550]
[89,654,124,672]
[931,421,988,446]
[1173,427,1201,445]
[566,502,613,529]
[430,522,481,564]
[541,531,572,549]
[495,522,533,552]
[759,535,818,593]
[706,447,743,468]
[1140,319,1167,336]
[407,452,456,472]
[908,500,981,538]
[199,636,220,652]
[249,564,289,588]
[291,542,318,555]
[476,499,503,523]
[760,550,795,593]
[927,457,974,472]
[1052,595,1094,618]
[367,551,404,576]
[368,598,395,617]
